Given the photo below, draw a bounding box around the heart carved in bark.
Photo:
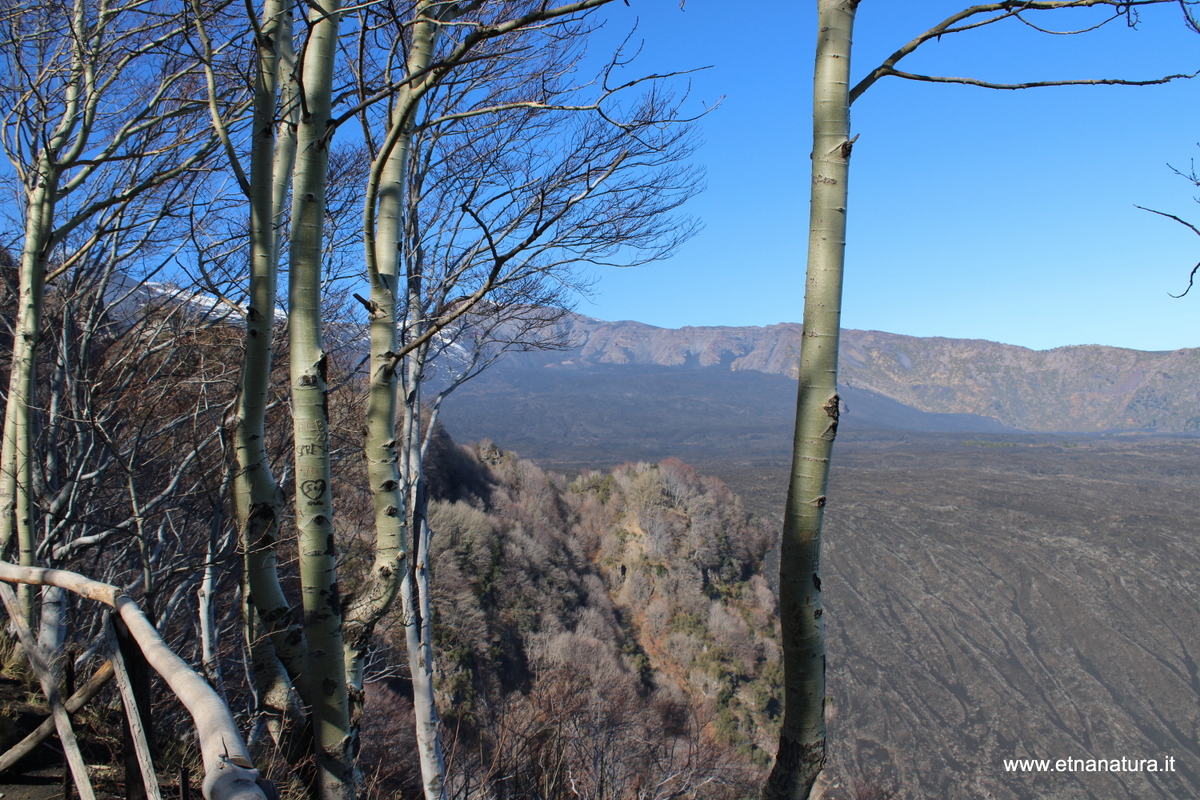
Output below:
[300,479,326,501]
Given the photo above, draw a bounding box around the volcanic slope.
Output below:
[467,431,1200,800]
[449,314,1200,432]
[813,434,1200,800]
[433,315,1200,799]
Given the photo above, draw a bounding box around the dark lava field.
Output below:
[436,355,1200,799]
[814,435,1200,800]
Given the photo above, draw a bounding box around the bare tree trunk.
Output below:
[763,2,856,798]
[206,0,317,786]
[344,4,444,790]
[1,0,224,663]
[287,0,352,795]
[348,4,696,794]
[244,602,317,795]
[400,346,447,800]
[233,0,310,688]
[3,159,56,626]
[760,5,1185,797]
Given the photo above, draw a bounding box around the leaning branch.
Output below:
[190,0,252,195]
[0,563,267,800]
[0,660,115,775]
[0,583,95,800]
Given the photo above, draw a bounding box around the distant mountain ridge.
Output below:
[494,315,1200,432]
[101,272,1199,432]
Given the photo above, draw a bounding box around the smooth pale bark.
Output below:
[233,0,288,574]
[346,6,445,796]
[0,563,267,799]
[763,2,856,799]
[199,530,224,694]
[287,0,352,796]
[2,164,55,625]
[344,0,437,693]
[0,0,87,623]
[0,0,81,571]
[399,343,446,800]
[235,0,311,688]
[245,620,317,796]
[221,0,310,776]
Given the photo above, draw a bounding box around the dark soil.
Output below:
[0,674,188,800]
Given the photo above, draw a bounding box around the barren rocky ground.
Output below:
[815,435,1200,799]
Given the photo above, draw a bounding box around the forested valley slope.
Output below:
[430,315,1200,800]
[356,430,780,798]
[368,424,1200,800]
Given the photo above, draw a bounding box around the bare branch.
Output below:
[1136,204,1200,296]
[850,0,1185,103]
[1013,8,1127,32]
[189,0,252,196]
[872,66,1197,92]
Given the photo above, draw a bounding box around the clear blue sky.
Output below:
[581,1,1200,352]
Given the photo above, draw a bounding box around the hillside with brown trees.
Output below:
[354,433,781,798]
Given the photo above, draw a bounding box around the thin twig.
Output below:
[876,66,1198,91]
[850,0,1189,103]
